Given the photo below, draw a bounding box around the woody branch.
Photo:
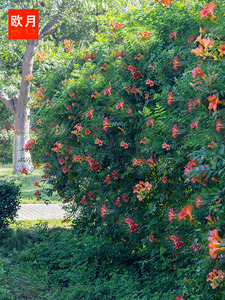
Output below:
[0,92,18,115]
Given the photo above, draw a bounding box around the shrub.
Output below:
[30,0,225,298]
[0,223,159,299]
[0,180,21,232]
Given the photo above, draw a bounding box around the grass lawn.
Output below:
[0,164,60,204]
[9,219,72,229]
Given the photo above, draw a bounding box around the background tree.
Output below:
[0,0,71,173]
[0,0,130,173]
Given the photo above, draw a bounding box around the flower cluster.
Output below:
[207,94,225,111]
[169,205,194,223]
[104,87,112,96]
[101,204,109,218]
[109,22,123,31]
[100,62,107,71]
[192,64,206,81]
[207,269,225,289]
[149,235,155,242]
[13,129,20,135]
[175,293,185,300]
[134,53,142,61]
[104,170,118,183]
[79,191,95,205]
[146,156,159,168]
[24,74,33,81]
[146,79,154,86]
[124,85,139,94]
[103,117,111,131]
[116,101,124,110]
[72,155,83,163]
[52,141,63,152]
[95,139,103,146]
[24,139,36,151]
[139,31,152,40]
[208,229,225,259]
[85,156,100,170]
[216,119,224,132]
[192,240,201,251]
[200,2,216,21]
[205,214,214,223]
[188,98,200,112]
[170,235,184,249]
[133,181,152,201]
[21,167,28,175]
[160,0,175,8]
[167,91,175,105]
[71,124,83,135]
[162,143,170,150]
[34,190,40,196]
[120,141,128,149]
[172,124,180,138]
[115,51,127,59]
[84,53,97,61]
[63,40,74,52]
[114,197,121,206]
[146,118,154,127]
[168,208,175,222]
[196,195,203,208]
[191,34,215,59]
[190,120,199,129]
[128,65,142,79]
[122,193,128,202]
[85,109,94,118]
[91,90,99,99]
[184,158,197,178]
[34,51,48,63]
[178,204,193,222]
[218,43,225,57]
[169,30,177,39]
[173,56,181,70]
[125,218,139,232]
[33,85,47,101]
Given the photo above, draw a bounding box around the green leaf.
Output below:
[218,143,225,155]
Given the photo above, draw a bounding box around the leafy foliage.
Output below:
[29,0,225,298]
[0,180,21,232]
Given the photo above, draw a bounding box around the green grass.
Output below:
[9,219,72,229]
[0,164,60,204]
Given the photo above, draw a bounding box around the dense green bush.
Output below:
[28,0,225,298]
[0,129,13,164]
[0,223,159,299]
[0,180,21,231]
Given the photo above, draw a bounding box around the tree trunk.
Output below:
[13,106,32,174]
[12,39,39,174]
